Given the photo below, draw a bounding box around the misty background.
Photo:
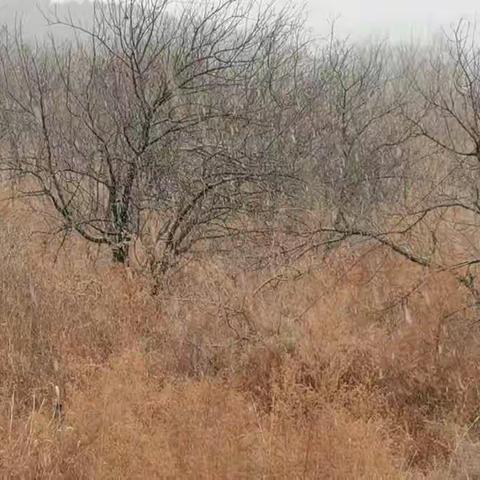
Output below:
[1,0,480,43]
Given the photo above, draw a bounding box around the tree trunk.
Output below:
[112,244,129,263]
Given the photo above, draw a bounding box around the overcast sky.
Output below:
[2,0,480,42]
[303,0,480,41]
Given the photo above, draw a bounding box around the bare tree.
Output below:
[302,31,412,233]
[0,0,309,281]
[288,21,480,298]
[273,29,419,265]
[397,20,480,293]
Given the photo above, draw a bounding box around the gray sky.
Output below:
[2,0,480,42]
[303,0,480,41]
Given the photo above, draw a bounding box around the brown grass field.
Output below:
[0,195,479,479]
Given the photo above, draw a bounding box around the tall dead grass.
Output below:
[0,196,479,479]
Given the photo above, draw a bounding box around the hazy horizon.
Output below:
[0,0,479,43]
[303,0,480,42]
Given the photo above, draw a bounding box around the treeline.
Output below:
[1,0,479,293]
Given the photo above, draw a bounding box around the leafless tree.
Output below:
[396,20,480,293]
[297,30,412,235]
[0,0,310,281]
[290,21,480,298]
[274,29,419,264]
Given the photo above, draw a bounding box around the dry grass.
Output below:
[0,196,480,479]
